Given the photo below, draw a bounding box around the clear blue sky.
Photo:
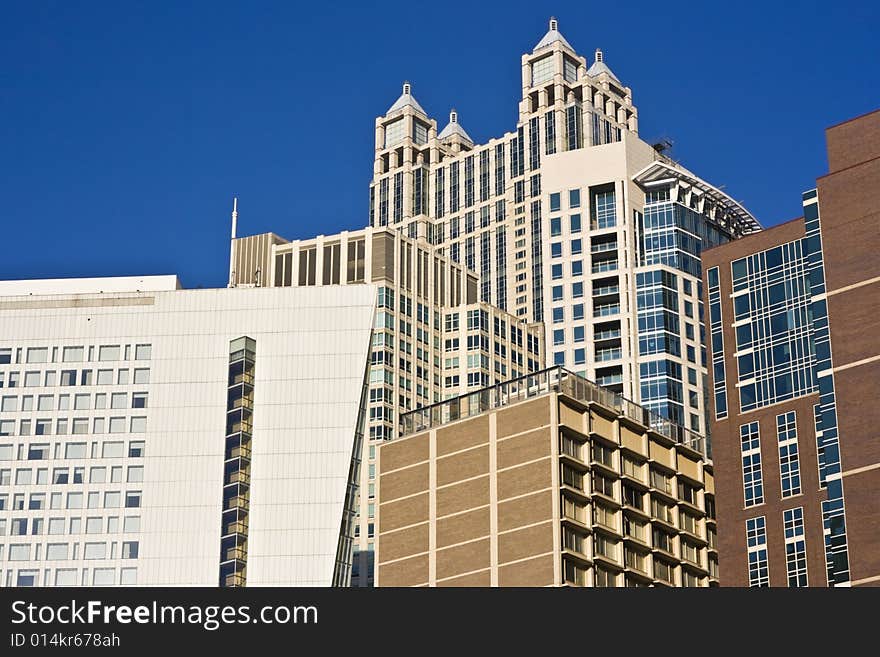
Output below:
[3,1,878,288]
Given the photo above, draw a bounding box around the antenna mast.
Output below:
[228,197,238,288]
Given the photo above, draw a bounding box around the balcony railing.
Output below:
[591,241,618,254]
[592,261,618,274]
[399,366,706,455]
[596,349,622,362]
[594,329,621,341]
[593,304,620,318]
[592,285,619,297]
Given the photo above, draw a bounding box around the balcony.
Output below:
[594,328,621,341]
[596,374,623,387]
[593,304,620,318]
[592,284,619,297]
[595,348,622,363]
[592,260,618,274]
[591,241,618,254]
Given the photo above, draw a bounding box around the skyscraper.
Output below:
[702,108,880,587]
[368,17,760,442]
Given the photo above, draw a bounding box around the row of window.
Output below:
[0,367,150,388]
[0,344,151,366]
[0,440,144,462]
[4,566,137,587]
[1,540,139,562]
[1,391,147,412]
[1,514,140,536]
[0,490,142,511]
[0,415,147,437]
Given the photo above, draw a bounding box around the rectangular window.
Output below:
[98,345,121,361]
[783,507,808,587]
[746,516,769,587]
[777,411,801,497]
[740,422,764,507]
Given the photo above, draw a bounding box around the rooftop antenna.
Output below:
[228,197,238,288]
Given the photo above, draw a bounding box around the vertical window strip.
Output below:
[740,421,763,507]
[777,411,801,497]
[708,266,727,420]
[803,191,850,586]
[746,516,769,587]
[783,507,808,587]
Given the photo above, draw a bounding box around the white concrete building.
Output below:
[0,276,375,587]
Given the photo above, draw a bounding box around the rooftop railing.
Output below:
[399,366,706,456]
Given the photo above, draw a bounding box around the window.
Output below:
[777,411,801,497]
[621,455,643,481]
[562,496,587,524]
[9,544,31,561]
[681,539,700,565]
[783,507,808,587]
[72,418,88,434]
[128,441,145,458]
[127,466,144,483]
[86,517,103,534]
[563,560,587,586]
[594,566,616,587]
[590,441,613,467]
[678,480,699,506]
[625,547,646,573]
[84,542,107,560]
[102,442,125,458]
[592,471,615,498]
[593,503,616,530]
[118,369,130,385]
[104,491,121,508]
[651,498,674,524]
[531,55,554,85]
[111,393,127,409]
[124,516,140,533]
[740,422,764,506]
[562,527,586,554]
[99,345,121,361]
[132,393,147,409]
[97,369,113,385]
[125,491,142,508]
[130,416,146,433]
[62,346,84,362]
[109,417,126,433]
[65,442,87,458]
[623,515,646,542]
[746,516,769,587]
[24,371,40,387]
[594,534,617,561]
[561,464,584,490]
[67,492,83,509]
[569,189,581,208]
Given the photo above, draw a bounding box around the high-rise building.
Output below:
[0,276,375,587]
[231,225,543,585]
[377,367,717,587]
[367,17,760,439]
[702,108,880,587]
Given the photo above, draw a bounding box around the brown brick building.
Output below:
[376,368,718,587]
[702,108,880,587]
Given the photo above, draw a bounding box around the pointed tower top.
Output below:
[586,48,621,83]
[533,16,574,52]
[386,81,427,116]
[438,108,473,143]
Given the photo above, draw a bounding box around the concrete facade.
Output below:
[0,278,375,587]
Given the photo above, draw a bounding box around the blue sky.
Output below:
[3,1,878,288]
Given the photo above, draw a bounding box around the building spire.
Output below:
[386,80,427,116]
